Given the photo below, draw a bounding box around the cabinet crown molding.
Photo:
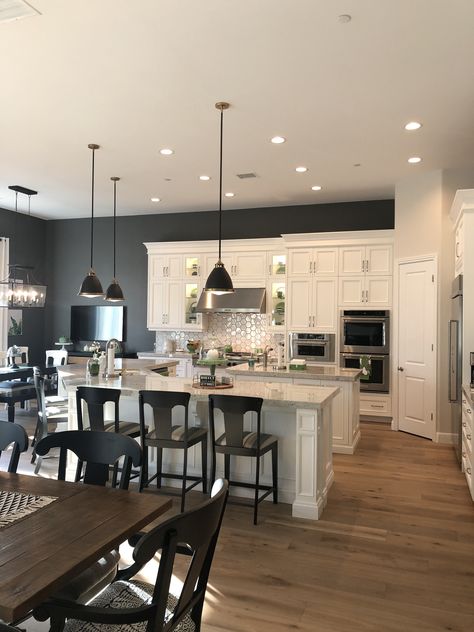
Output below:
[450,189,474,226]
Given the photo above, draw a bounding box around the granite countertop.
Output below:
[57,358,178,378]
[137,351,194,359]
[59,363,339,410]
[226,363,362,382]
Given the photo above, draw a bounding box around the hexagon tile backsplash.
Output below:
[155,313,284,353]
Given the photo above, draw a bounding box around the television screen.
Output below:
[70,305,125,342]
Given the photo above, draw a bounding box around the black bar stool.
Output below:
[208,394,278,525]
[138,390,207,512]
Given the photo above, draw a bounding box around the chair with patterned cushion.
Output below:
[35,430,142,605]
[209,394,278,525]
[0,420,28,472]
[139,390,207,512]
[33,478,229,632]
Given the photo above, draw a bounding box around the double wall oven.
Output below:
[340,310,390,392]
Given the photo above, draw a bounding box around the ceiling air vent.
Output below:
[236,172,257,179]
[0,0,40,24]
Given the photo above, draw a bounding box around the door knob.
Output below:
[397,366,404,372]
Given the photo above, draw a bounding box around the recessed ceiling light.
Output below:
[404,121,422,131]
[151,197,161,202]
[311,185,322,191]
[295,166,308,173]
[225,192,235,198]
[159,148,174,155]
[271,136,286,144]
[408,156,422,164]
[199,175,211,181]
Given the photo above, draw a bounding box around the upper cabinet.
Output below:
[454,217,464,274]
[288,248,338,276]
[205,251,267,281]
[339,245,392,276]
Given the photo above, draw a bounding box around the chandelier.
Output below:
[0,185,47,308]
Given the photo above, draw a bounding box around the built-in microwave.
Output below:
[289,333,335,363]
[340,310,390,354]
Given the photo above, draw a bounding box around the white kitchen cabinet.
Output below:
[267,253,287,277]
[338,275,392,307]
[205,251,267,281]
[267,279,286,330]
[360,393,392,417]
[147,281,166,329]
[339,245,392,276]
[147,280,205,331]
[288,248,338,276]
[461,388,473,501]
[149,253,182,279]
[455,218,464,274]
[287,276,337,332]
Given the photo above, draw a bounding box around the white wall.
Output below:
[394,168,474,437]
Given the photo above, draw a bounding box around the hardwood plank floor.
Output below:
[3,411,473,632]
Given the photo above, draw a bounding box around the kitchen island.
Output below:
[58,362,339,520]
[227,363,362,454]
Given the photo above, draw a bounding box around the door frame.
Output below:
[392,254,438,436]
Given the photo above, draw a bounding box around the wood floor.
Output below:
[3,412,474,632]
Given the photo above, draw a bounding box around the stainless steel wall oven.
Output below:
[340,310,390,393]
[289,333,335,363]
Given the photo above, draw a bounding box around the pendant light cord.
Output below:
[113,178,117,279]
[218,107,224,262]
[90,147,95,270]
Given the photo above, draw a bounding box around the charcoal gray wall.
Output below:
[44,199,394,353]
[0,206,47,365]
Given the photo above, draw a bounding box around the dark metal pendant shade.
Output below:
[204,261,234,295]
[105,279,124,302]
[78,269,104,297]
[204,101,234,295]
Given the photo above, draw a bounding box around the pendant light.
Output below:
[204,102,234,294]
[78,143,104,297]
[105,177,125,301]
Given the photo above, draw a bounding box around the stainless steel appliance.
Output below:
[340,352,390,392]
[289,333,335,363]
[340,310,390,354]
[449,274,463,463]
[196,288,266,313]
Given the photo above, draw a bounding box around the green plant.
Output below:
[8,316,22,336]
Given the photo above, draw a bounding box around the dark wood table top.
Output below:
[0,472,172,622]
[0,365,57,381]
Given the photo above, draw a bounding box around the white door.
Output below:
[398,259,437,439]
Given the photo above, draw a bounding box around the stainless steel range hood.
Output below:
[196,288,266,313]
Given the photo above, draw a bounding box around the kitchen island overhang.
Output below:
[58,362,339,521]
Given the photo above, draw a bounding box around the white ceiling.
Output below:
[0,0,473,220]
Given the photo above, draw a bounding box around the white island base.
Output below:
[61,365,338,520]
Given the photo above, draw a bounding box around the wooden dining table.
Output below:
[0,472,172,623]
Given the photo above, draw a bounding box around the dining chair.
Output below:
[31,372,69,474]
[138,390,207,512]
[33,478,229,632]
[209,394,278,525]
[34,430,142,605]
[0,420,28,473]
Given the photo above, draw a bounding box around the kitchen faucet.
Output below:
[105,338,120,377]
[262,345,273,368]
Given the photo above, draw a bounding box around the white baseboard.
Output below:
[435,432,456,445]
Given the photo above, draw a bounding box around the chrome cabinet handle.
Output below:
[198,265,201,275]
[467,467,472,475]
[463,421,467,427]
[467,434,472,440]
[365,259,369,273]
[370,404,384,409]
[455,242,461,258]
[361,291,364,303]
[309,261,313,273]
[365,290,369,302]
[468,409,472,414]
[312,315,315,327]
[308,316,311,327]
[269,264,272,275]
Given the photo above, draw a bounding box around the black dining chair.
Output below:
[34,430,142,605]
[209,394,278,525]
[0,420,28,473]
[139,390,208,512]
[33,479,229,632]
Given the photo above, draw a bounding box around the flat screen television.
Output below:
[70,305,126,342]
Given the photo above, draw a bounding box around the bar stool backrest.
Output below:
[76,386,121,432]
[139,390,191,440]
[209,395,263,448]
[0,419,28,472]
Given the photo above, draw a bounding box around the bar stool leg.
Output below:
[211,445,216,488]
[139,444,149,491]
[156,447,163,489]
[272,443,278,504]
[254,453,260,526]
[181,448,188,513]
[201,435,208,494]
[224,454,230,481]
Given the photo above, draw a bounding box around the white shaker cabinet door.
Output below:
[313,278,337,332]
[288,250,312,276]
[313,248,338,276]
[339,247,365,275]
[365,245,392,275]
[148,281,165,328]
[338,276,365,306]
[366,276,392,306]
[233,252,267,279]
[166,281,184,328]
[287,277,313,330]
